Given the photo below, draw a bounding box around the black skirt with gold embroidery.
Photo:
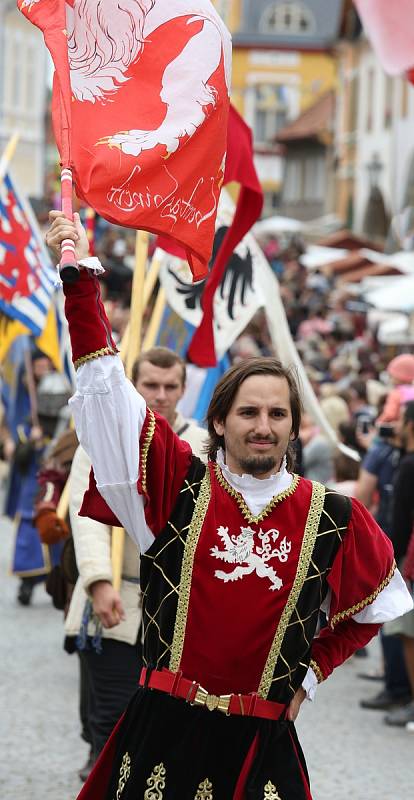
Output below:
[97,686,311,800]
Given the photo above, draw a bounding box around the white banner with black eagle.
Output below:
[157,190,358,459]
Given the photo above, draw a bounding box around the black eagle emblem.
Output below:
[167,226,254,319]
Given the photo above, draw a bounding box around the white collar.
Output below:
[216,448,293,509]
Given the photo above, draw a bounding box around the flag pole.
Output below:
[23,348,40,430]
[119,252,162,364]
[0,132,19,182]
[112,229,149,592]
[142,287,166,351]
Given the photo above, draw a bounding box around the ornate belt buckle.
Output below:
[193,685,232,714]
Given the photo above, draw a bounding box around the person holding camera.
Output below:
[356,391,411,711]
[381,401,414,727]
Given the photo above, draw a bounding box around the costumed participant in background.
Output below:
[5,349,71,606]
[64,347,207,782]
[47,212,413,800]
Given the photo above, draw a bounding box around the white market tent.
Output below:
[253,215,305,236]
[363,273,414,312]
[300,245,348,270]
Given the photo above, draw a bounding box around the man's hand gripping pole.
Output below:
[59,167,80,284]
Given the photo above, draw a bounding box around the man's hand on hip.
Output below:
[287,687,306,722]
[90,580,126,629]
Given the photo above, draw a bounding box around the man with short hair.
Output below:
[132,347,207,454]
[47,211,412,800]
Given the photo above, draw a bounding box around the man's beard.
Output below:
[238,455,278,476]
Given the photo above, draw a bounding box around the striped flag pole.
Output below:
[59,167,80,284]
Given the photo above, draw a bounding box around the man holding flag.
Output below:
[46,212,412,800]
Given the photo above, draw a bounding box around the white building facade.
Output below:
[354,38,414,233]
[0,1,48,197]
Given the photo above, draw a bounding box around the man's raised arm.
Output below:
[46,212,152,551]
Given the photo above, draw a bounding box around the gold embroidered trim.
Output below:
[329,560,396,629]
[194,778,213,799]
[140,410,156,494]
[264,781,282,799]
[214,463,300,523]
[309,659,324,684]
[74,346,117,370]
[257,481,325,698]
[169,470,211,672]
[116,752,131,799]
[144,762,166,799]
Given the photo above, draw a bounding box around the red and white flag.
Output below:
[18,0,232,281]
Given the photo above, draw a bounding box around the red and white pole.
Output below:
[59,167,80,283]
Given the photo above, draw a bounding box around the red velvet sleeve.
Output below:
[308,499,395,684]
[138,408,194,535]
[63,269,117,366]
[326,498,395,630]
[80,408,194,535]
[310,620,381,683]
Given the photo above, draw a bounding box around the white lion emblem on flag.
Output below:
[210,526,292,591]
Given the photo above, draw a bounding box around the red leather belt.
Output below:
[139,667,286,721]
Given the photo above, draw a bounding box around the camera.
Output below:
[377,423,395,439]
[357,417,372,435]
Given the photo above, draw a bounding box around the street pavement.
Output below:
[0,513,413,800]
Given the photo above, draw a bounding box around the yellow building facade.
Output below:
[213,0,344,215]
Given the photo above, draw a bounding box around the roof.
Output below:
[338,263,403,284]
[320,251,372,276]
[276,91,335,144]
[316,229,384,252]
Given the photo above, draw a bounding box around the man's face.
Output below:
[135,360,185,426]
[213,375,295,479]
[33,357,53,383]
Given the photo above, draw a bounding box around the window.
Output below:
[264,191,281,215]
[401,79,409,119]
[348,74,359,133]
[304,155,325,202]
[284,158,302,203]
[366,69,375,132]
[260,2,315,36]
[384,76,393,129]
[253,84,289,145]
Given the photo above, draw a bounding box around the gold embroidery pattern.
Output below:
[264,781,282,799]
[258,481,325,698]
[116,752,131,799]
[329,560,396,629]
[214,463,300,523]
[309,659,324,684]
[140,410,156,494]
[194,778,213,799]
[74,345,117,370]
[141,481,202,669]
[169,470,211,672]
[144,762,166,799]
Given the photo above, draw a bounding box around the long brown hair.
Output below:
[205,357,303,471]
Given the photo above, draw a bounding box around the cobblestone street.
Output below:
[0,514,412,800]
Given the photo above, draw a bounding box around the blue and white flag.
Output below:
[0,170,55,337]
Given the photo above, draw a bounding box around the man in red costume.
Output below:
[47,211,412,800]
